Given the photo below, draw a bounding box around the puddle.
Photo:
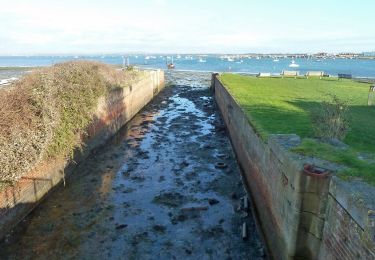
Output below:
[0,71,266,259]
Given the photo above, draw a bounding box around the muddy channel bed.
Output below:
[0,71,266,260]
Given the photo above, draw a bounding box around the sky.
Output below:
[0,0,375,54]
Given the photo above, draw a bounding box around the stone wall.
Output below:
[212,74,375,260]
[0,70,164,239]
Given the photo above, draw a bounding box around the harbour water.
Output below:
[1,55,375,78]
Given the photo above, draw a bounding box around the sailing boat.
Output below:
[198,57,206,63]
[289,60,300,68]
[167,56,175,69]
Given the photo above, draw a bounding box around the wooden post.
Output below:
[242,222,247,240]
[243,196,249,211]
[368,86,375,106]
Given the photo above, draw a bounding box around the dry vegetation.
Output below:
[0,61,141,182]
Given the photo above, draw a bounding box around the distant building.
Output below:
[363,52,375,57]
[337,53,360,59]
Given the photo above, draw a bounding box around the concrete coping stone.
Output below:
[329,176,375,232]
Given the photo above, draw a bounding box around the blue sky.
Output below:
[1,0,374,54]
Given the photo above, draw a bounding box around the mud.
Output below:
[0,71,266,259]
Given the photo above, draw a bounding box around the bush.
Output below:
[0,61,141,181]
[312,94,350,141]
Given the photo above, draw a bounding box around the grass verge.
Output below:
[220,74,375,184]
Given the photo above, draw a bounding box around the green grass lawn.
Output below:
[220,74,375,184]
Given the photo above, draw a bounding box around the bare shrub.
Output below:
[312,94,350,141]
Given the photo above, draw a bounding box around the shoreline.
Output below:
[1,65,375,81]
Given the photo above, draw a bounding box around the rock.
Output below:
[203,144,214,149]
[230,192,238,199]
[181,206,208,212]
[153,224,167,233]
[321,137,349,149]
[90,178,98,183]
[115,224,127,230]
[180,160,189,168]
[208,198,220,205]
[215,162,228,169]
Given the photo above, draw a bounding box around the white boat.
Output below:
[176,55,181,59]
[227,57,234,62]
[273,59,280,62]
[145,56,150,60]
[198,57,206,63]
[256,56,261,60]
[289,60,300,68]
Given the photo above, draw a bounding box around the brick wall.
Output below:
[319,177,375,260]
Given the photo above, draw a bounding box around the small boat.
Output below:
[145,56,150,60]
[167,56,175,69]
[289,60,300,68]
[227,57,234,62]
[198,57,206,63]
[273,59,280,62]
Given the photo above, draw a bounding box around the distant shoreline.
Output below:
[0,66,38,70]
